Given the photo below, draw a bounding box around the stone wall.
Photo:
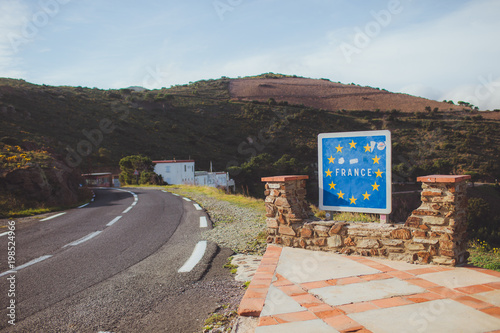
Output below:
[263,174,471,266]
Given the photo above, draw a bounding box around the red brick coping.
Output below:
[416,175,471,183]
[261,175,309,182]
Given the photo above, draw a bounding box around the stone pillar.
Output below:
[261,175,310,246]
[405,175,471,266]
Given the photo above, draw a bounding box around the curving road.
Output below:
[0,188,225,332]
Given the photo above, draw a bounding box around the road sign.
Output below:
[133,170,139,176]
[318,130,392,214]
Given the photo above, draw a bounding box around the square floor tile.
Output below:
[419,268,500,289]
[276,248,380,284]
[350,299,500,333]
[473,290,500,307]
[261,285,306,316]
[310,278,425,306]
[255,319,340,333]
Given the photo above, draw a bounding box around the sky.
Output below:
[1,0,499,110]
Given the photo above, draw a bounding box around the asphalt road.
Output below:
[0,188,237,332]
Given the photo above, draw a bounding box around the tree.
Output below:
[119,155,158,185]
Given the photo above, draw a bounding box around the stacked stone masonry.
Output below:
[263,174,471,266]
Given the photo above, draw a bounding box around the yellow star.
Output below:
[372,155,380,164]
[349,196,357,205]
[372,182,380,191]
[325,169,332,177]
[336,144,343,153]
[328,156,335,164]
[337,190,345,199]
[364,143,371,152]
[329,182,336,190]
[363,191,371,200]
[375,169,383,178]
[349,140,357,149]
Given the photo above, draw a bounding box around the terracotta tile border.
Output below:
[238,245,500,330]
[454,284,495,294]
[258,316,279,326]
[481,306,500,319]
[237,245,282,316]
[452,295,495,310]
[337,302,379,314]
[387,270,416,280]
[485,281,500,290]
[277,284,308,297]
[273,310,317,323]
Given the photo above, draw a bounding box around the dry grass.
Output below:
[230,77,470,113]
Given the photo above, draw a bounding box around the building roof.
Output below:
[153,160,195,164]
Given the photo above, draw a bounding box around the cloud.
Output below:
[298,0,500,109]
[0,0,31,78]
[326,0,500,109]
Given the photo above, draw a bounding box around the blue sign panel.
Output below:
[318,130,391,214]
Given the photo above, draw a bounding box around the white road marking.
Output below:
[40,212,67,222]
[63,231,102,247]
[161,190,168,193]
[0,231,10,237]
[178,241,207,273]
[172,193,180,196]
[77,203,90,208]
[200,217,208,228]
[131,201,137,206]
[106,216,122,227]
[122,206,133,214]
[0,255,53,277]
[193,204,202,210]
[183,197,192,202]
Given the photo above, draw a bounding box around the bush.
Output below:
[467,198,500,245]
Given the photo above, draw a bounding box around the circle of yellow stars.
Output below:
[324,139,384,205]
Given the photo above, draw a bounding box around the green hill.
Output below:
[1,74,499,214]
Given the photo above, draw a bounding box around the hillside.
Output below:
[1,74,499,213]
[230,76,462,114]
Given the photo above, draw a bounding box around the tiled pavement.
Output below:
[238,245,500,333]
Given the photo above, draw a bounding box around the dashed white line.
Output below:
[200,216,208,228]
[183,197,192,202]
[0,231,10,237]
[77,203,90,208]
[106,216,122,227]
[193,204,202,210]
[172,193,180,196]
[0,255,53,277]
[63,231,102,247]
[40,212,67,222]
[122,206,133,214]
[178,241,207,273]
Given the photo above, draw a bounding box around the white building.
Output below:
[195,171,229,188]
[153,160,195,185]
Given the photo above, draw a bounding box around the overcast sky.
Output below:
[1,0,499,109]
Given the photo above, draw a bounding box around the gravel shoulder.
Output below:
[168,187,267,255]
